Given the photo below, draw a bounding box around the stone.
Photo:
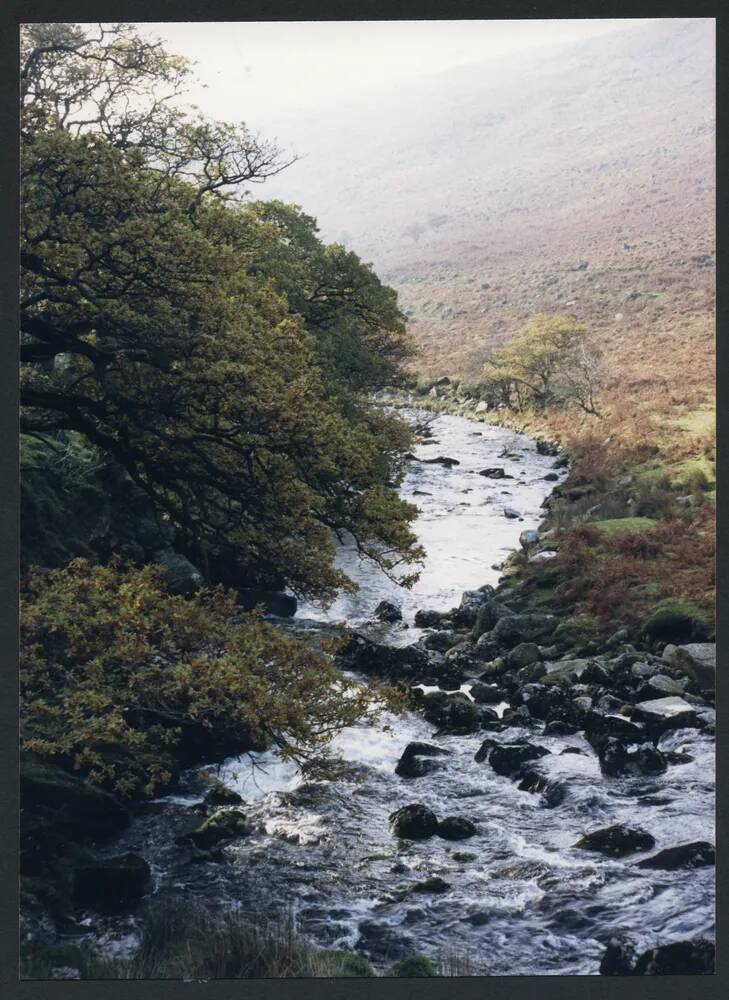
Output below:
[421,455,460,467]
[662,643,715,688]
[471,600,510,639]
[420,692,480,732]
[203,784,244,808]
[575,824,655,857]
[543,720,579,736]
[595,738,667,778]
[635,841,715,870]
[503,507,521,519]
[436,816,477,840]
[72,853,151,910]
[529,550,558,564]
[154,548,204,596]
[519,529,540,549]
[414,609,447,628]
[632,697,699,738]
[506,642,542,669]
[373,600,402,623]
[484,742,550,777]
[388,804,438,840]
[422,630,460,653]
[410,876,450,893]
[642,674,687,697]
[600,937,639,975]
[535,439,560,456]
[543,472,559,481]
[492,614,559,649]
[395,742,451,778]
[186,808,250,848]
[467,681,504,704]
[633,939,714,975]
[478,467,509,478]
[236,588,297,617]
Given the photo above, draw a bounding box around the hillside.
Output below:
[262,18,715,404]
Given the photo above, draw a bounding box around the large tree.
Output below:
[20,23,422,601]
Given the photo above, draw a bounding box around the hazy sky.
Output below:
[137,19,660,130]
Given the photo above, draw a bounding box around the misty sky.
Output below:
[137,19,660,132]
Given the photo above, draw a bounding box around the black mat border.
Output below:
[1,1,724,998]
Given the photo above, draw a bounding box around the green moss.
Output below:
[554,614,602,648]
[386,954,438,977]
[643,599,713,642]
[593,517,657,534]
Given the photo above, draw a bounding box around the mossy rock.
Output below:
[187,808,251,848]
[553,615,602,649]
[319,950,375,977]
[643,600,713,643]
[386,954,438,977]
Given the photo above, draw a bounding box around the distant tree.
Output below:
[482,314,604,415]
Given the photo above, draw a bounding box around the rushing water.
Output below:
[89,410,715,975]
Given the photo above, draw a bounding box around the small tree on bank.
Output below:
[482,314,604,415]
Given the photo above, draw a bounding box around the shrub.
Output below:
[386,954,438,977]
[20,559,403,798]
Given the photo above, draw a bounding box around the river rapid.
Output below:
[84,409,715,975]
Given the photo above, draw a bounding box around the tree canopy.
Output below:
[20,23,422,601]
[481,314,604,414]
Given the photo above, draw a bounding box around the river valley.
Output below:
[75,409,716,976]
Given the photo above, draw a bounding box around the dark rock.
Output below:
[186,808,250,848]
[414,609,447,628]
[72,853,151,911]
[421,692,480,732]
[468,681,504,704]
[423,630,460,653]
[516,765,567,807]
[154,547,203,596]
[395,742,451,778]
[632,697,699,739]
[437,816,477,840]
[410,876,450,893]
[543,472,559,481]
[503,507,521,519]
[583,711,646,743]
[236,588,296,617]
[595,738,667,777]
[421,455,460,467]
[474,738,500,763]
[478,467,509,478]
[635,841,714,870]
[493,614,558,649]
[373,600,403,623]
[662,643,715,688]
[485,742,550,777]
[580,661,611,685]
[471,600,510,639]
[543,720,579,736]
[633,939,714,975]
[536,439,560,456]
[575,824,655,857]
[356,920,415,962]
[339,634,441,684]
[506,642,542,669]
[644,606,710,644]
[389,804,439,840]
[600,937,638,975]
[203,785,244,808]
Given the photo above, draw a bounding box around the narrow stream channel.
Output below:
[85,409,715,975]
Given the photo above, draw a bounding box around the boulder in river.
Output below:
[373,600,403,623]
[421,455,460,467]
[633,939,715,975]
[420,691,480,732]
[483,741,550,777]
[389,804,439,840]
[436,816,477,840]
[468,681,504,704]
[395,742,451,778]
[632,696,699,739]
[635,841,715,870]
[410,876,451,894]
[186,808,251,848]
[72,853,151,911]
[478,467,510,478]
[575,824,655,857]
[503,507,521,519]
[594,737,667,777]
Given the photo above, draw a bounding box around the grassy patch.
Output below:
[593,517,657,534]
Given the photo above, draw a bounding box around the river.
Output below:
[83,409,715,975]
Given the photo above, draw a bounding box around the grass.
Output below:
[593,517,657,534]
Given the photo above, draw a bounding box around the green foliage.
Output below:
[20,23,422,600]
[20,560,404,798]
[593,517,657,534]
[642,598,713,642]
[482,314,603,414]
[385,954,438,977]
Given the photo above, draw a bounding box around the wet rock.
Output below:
[536,439,560,456]
[468,681,504,704]
[452,851,477,862]
[437,816,477,840]
[373,600,403,623]
[484,742,550,777]
[580,661,611,686]
[420,691,480,732]
[600,937,638,975]
[473,637,503,664]
[474,738,500,763]
[464,911,491,925]
[640,674,687,697]
[503,507,521,519]
[506,642,542,669]
[453,588,496,627]
[203,784,244,808]
[519,529,540,549]
[518,684,582,724]
[632,697,699,739]
[471,600,510,639]
[395,742,451,778]
[421,455,460,467]
[478,467,510,479]
[583,711,646,743]
[493,614,559,648]
[72,853,151,911]
[595,738,667,777]
[410,876,450,893]
[543,720,580,736]
[414,609,448,628]
[575,824,655,857]
[633,939,715,975]
[543,472,559,481]
[389,804,438,840]
[662,643,716,688]
[423,630,461,653]
[356,920,415,961]
[635,841,714,870]
[339,634,441,684]
[186,808,250,848]
[155,547,204,596]
[236,588,297,617]
[516,765,566,807]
